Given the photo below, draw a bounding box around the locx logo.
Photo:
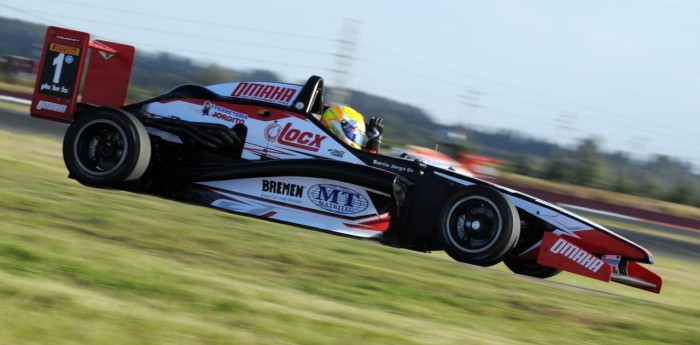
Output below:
[264,122,326,152]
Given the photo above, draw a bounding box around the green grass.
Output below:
[1,130,699,345]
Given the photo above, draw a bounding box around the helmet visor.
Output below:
[341,119,357,142]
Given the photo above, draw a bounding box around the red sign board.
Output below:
[31,27,90,123]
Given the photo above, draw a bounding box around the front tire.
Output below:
[503,257,561,279]
[63,108,151,187]
[440,185,520,266]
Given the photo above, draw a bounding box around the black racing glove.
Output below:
[365,117,384,152]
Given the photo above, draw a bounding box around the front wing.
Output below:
[537,232,662,293]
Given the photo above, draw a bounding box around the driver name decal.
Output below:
[308,184,368,215]
[265,122,326,152]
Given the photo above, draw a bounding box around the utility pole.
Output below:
[448,87,482,156]
[555,111,577,141]
[460,87,482,126]
[327,18,361,105]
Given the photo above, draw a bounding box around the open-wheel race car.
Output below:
[30,26,662,293]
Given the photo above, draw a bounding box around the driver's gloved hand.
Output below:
[365,117,384,152]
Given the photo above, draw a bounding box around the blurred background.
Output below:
[1,0,699,207]
[2,2,700,343]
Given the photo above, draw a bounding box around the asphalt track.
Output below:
[2,108,699,264]
[573,208,700,264]
[1,106,67,139]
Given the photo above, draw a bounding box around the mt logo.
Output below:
[308,184,369,215]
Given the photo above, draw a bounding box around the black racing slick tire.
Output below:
[503,257,561,279]
[440,185,520,267]
[63,108,151,187]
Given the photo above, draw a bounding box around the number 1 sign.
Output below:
[31,27,89,122]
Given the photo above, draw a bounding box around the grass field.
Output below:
[1,130,699,345]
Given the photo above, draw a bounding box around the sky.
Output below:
[2,0,699,169]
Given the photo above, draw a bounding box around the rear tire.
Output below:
[63,108,151,187]
[440,185,520,267]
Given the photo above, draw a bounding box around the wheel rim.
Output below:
[73,119,129,177]
[445,195,503,254]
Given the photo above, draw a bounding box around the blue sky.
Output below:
[2,0,699,168]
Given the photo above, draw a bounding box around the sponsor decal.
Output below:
[257,109,272,118]
[262,179,304,198]
[549,238,605,273]
[265,123,282,142]
[202,102,248,124]
[231,82,298,105]
[308,184,369,215]
[98,51,114,60]
[39,83,70,94]
[202,101,212,116]
[328,148,345,158]
[55,35,81,43]
[260,179,304,204]
[49,42,81,56]
[264,122,327,152]
[35,100,67,113]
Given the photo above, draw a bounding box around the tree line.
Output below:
[508,137,700,207]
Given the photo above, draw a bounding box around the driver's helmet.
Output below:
[321,105,366,149]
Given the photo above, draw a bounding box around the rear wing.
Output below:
[31,26,135,123]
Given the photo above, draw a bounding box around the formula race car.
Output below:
[30,27,662,293]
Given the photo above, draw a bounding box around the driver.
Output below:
[320,105,384,154]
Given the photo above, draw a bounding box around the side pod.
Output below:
[536,232,662,293]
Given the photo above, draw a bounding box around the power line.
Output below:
[12,1,692,141]
[356,41,700,139]
[354,54,696,142]
[0,3,66,25]
[130,41,329,72]
[3,1,696,163]
[49,0,338,43]
[25,9,336,58]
